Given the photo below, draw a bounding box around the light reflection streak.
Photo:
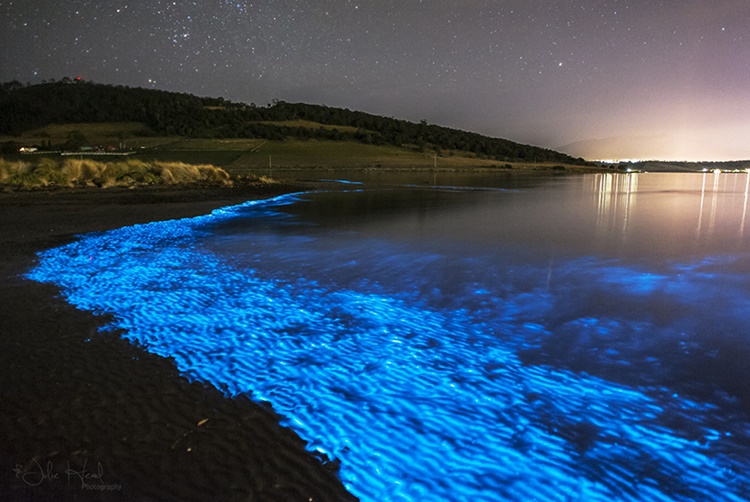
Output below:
[25,189,750,501]
[595,173,613,234]
[710,170,721,237]
[623,172,636,235]
[741,173,749,241]
[697,172,707,239]
[593,173,637,246]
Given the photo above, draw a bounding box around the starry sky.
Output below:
[1,1,749,161]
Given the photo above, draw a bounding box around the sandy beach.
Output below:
[0,184,356,501]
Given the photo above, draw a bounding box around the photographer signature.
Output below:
[13,458,107,488]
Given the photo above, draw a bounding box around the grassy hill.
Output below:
[0,80,595,173]
[1,124,592,177]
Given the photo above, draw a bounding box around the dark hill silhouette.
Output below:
[0,79,587,165]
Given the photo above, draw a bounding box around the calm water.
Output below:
[28,172,750,501]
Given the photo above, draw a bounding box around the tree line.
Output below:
[0,80,587,164]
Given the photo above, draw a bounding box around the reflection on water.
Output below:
[592,173,638,241]
[27,173,750,501]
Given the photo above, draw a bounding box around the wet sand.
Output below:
[0,185,357,501]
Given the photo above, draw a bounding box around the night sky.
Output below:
[1,1,749,161]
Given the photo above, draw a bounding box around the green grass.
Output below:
[135,150,247,166]
[0,122,179,150]
[137,139,438,170]
[4,123,603,174]
[28,122,147,139]
[137,139,589,173]
[223,140,550,171]
[161,138,267,151]
[228,140,434,169]
[3,121,144,142]
[255,120,362,134]
[137,138,265,166]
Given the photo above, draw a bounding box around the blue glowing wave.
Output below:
[318,179,365,185]
[27,192,750,501]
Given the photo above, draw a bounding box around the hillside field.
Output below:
[2,122,599,176]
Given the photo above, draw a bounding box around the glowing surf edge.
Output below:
[25,190,750,502]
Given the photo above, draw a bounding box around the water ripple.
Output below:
[27,192,750,501]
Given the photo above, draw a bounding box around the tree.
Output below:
[64,130,88,150]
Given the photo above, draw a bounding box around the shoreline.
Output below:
[0,184,357,500]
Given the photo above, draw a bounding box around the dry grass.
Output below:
[0,158,232,189]
[256,176,279,184]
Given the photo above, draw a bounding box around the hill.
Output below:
[0,80,588,168]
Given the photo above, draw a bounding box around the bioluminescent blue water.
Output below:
[27,173,750,501]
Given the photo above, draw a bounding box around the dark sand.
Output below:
[0,185,357,501]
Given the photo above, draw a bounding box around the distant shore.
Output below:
[0,183,356,500]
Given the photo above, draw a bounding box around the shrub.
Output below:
[61,158,84,181]
[0,157,231,188]
[0,160,33,184]
[156,161,230,185]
